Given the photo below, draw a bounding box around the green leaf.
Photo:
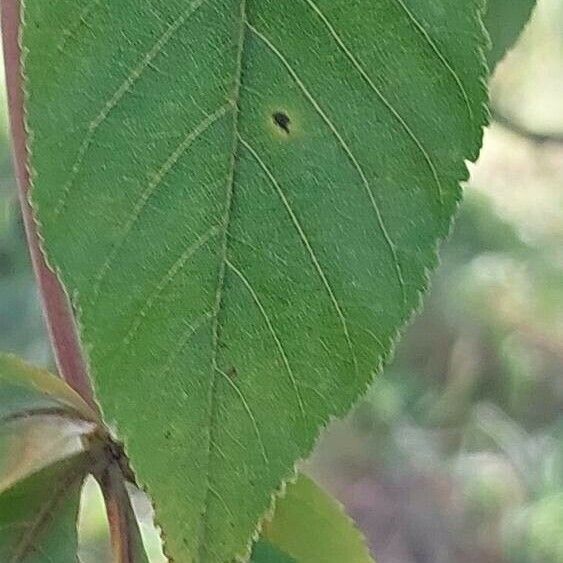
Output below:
[0,354,98,425]
[0,354,96,490]
[484,0,536,67]
[260,474,373,563]
[0,454,88,562]
[23,1,488,560]
[251,540,296,563]
[0,414,90,494]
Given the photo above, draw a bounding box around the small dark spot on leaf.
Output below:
[273,111,291,134]
[226,366,237,380]
[164,430,172,439]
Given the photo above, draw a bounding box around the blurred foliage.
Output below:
[0,1,562,562]
[78,477,113,563]
[491,0,563,134]
[0,62,49,367]
[485,0,537,67]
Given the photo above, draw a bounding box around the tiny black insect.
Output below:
[272,111,291,134]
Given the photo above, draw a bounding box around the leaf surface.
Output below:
[23,1,488,560]
[259,474,373,563]
[0,454,88,563]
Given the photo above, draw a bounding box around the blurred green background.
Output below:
[1,1,562,562]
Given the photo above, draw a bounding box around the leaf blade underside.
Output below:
[23,1,488,561]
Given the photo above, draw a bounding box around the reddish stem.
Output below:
[1,6,142,560]
[98,462,139,563]
[1,0,96,409]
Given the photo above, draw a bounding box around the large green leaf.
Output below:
[485,0,536,67]
[258,474,373,563]
[23,1,488,560]
[0,455,88,562]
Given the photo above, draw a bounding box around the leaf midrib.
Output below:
[199,0,431,555]
[26,1,481,559]
[198,0,248,558]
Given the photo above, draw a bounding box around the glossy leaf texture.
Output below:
[257,474,373,563]
[485,0,536,67]
[0,354,97,425]
[0,454,88,563]
[23,1,488,560]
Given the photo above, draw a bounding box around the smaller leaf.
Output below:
[260,474,374,563]
[0,353,98,424]
[0,454,89,562]
[0,416,91,494]
[485,0,536,67]
[251,539,296,563]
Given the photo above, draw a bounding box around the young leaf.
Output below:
[485,0,536,67]
[259,474,373,563]
[0,414,91,494]
[22,1,488,560]
[0,454,89,563]
[0,354,98,425]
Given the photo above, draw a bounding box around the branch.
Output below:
[1,0,96,409]
[1,6,145,560]
[97,457,145,563]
